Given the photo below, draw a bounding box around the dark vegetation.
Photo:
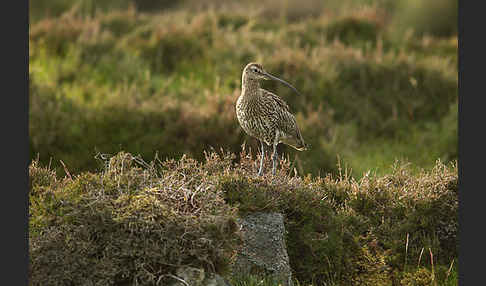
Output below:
[30,151,457,285]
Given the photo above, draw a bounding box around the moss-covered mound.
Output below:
[29,152,240,285]
[29,150,457,285]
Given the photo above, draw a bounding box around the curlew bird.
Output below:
[236,62,308,176]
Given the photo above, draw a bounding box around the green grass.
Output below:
[232,265,458,286]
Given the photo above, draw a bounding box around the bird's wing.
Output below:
[260,89,291,112]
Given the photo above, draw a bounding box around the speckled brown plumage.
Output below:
[236,62,308,175]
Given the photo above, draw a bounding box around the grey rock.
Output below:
[169,212,292,286]
[170,267,205,286]
[204,272,233,286]
[233,212,293,286]
[169,266,232,286]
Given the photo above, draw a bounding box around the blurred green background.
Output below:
[29,0,458,178]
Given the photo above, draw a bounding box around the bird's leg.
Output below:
[272,143,278,175]
[258,140,265,176]
[272,134,280,175]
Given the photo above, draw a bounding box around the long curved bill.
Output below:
[263,71,302,96]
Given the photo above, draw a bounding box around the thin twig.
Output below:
[417,247,424,268]
[404,233,409,270]
[446,258,455,280]
[59,160,72,180]
[157,274,189,286]
[429,248,435,284]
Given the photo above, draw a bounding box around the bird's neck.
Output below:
[241,75,261,100]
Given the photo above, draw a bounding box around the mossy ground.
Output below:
[29,150,457,285]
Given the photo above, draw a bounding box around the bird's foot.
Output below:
[272,154,277,176]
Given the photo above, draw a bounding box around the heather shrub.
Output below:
[29,1,457,178]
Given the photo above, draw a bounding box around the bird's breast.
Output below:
[236,95,276,144]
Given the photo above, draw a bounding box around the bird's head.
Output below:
[243,62,267,80]
[242,62,302,96]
